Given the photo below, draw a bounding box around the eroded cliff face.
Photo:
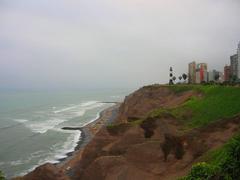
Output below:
[116,85,197,123]
[16,85,240,180]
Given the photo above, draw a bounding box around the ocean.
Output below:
[0,89,131,178]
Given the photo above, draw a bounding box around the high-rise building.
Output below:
[219,72,224,83]
[224,65,231,81]
[208,71,214,82]
[188,61,196,84]
[188,62,208,84]
[197,63,208,82]
[196,70,201,84]
[208,70,220,82]
[230,54,238,78]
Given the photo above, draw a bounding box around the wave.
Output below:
[53,105,80,114]
[53,101,101,114]
[14,119,29,123]
[25,118,66,134]
[2,100,107,178]
[82,112,101,127]
[19,101,105,134]
[80,101,99,107]
[53,130,81,159]
[17,130,81,177]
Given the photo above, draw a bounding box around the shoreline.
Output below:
[57,103,120,166]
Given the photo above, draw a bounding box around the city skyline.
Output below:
[187,41,240,84]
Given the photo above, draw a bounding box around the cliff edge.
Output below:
[15,85,240,180]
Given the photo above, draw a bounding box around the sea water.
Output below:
[0,88,131,178]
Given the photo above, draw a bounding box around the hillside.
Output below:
[16,85,240,180]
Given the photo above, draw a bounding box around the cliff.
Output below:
[15,85,240,180]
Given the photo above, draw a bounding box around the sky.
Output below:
[0,0,240,90]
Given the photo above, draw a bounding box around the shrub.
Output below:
[220,135,240,179]
[179,162,219,180]
[181,135,240,180]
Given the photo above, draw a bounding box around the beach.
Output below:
[58,103,120,171]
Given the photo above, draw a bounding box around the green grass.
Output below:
[181,133,240,179]
[201,133,240,165]
[152,85,240,128]
[109,85,240,131]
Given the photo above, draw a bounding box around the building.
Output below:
[219,72,224,83]
[188,61,196,84]
[208,71,214,82]
[208,70,220,82]
[224,65,231,81]
[197,63,208,82]
[196,71,201,84]
[230,54,238,79]
[188,61,208,84]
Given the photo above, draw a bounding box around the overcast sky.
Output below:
[0,0,240,89]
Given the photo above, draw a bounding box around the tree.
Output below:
[182,73,188,83]
[182,73,187,80]
[214,74,220,81]
[179,76,182,81]
[231,75,238,83]
[172,76,176,82]
[169,79,174,85]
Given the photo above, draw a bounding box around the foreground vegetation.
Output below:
[180,134,240,180]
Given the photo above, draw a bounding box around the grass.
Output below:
[108,85,240,133]
[151,85,240,129]
[181,133,240,179]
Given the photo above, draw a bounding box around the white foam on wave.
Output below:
[9,160,24,166]
[21,101,105,134]
[53,130,81,159]
[82,112,101,127]
[52,101,104,120]
[53,105,80,114]
[14,119,29,123]
[53,101,100,114]
[80,101,99,107]
[17,130,82,177]
[11,101,107,177]
[26,118,66,134]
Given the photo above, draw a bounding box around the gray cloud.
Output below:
[0,0,240,89]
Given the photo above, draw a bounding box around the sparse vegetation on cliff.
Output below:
[181,134,240,180]
[153,85,240,129]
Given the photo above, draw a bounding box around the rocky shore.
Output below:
[58,103,120,167]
